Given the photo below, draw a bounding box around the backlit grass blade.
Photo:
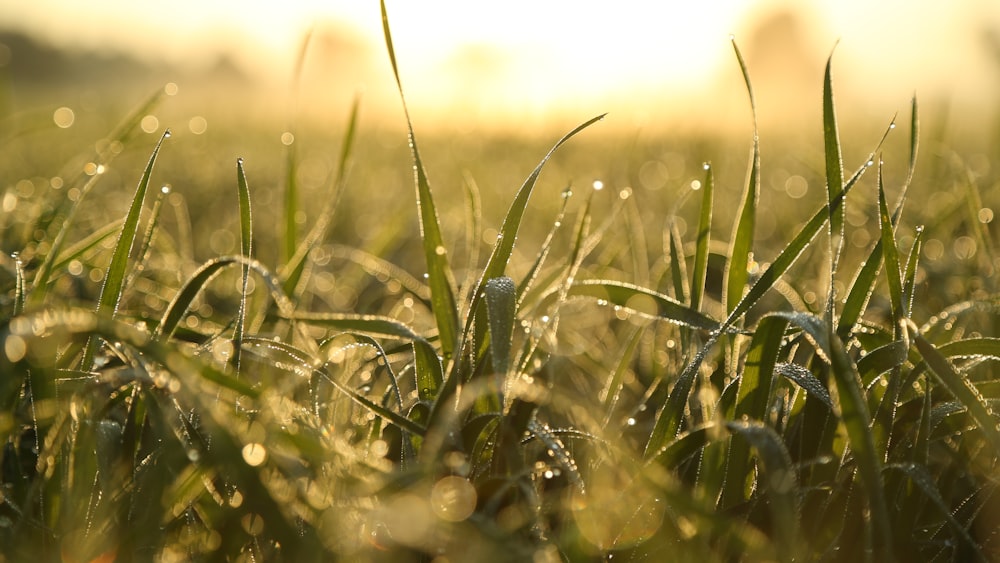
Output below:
[81,129,169,370]
[281,96,360,296]
[280,31,312,265]
[382,0,459,361]
[823,51,846,270]
[667,221,688,303]
[123,184,168,292]
[516,186,572,307]
[233,158,253,375]
[691,162,714,313]
[49,219,124,278]
[28,86,168,306]
[156,255,291,341]
[12,253,24,317]
[775,362,833,409]
[877,161,904,330]
[289,311,443,398]
[901,225,924,318]
[721,315,788,509]
[909,322,1000,454]
[601,326,644,427]
[566,280,720,331]
[725,420,800,562]
[724,39,760,316]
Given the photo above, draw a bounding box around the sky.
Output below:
[3,0,1000,132]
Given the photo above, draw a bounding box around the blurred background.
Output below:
[3,0,1000,136]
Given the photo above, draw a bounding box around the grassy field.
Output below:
[2,5,1000,562]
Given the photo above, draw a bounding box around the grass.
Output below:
[2,4,1000,561]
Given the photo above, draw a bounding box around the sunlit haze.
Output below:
[4,0,1000,132]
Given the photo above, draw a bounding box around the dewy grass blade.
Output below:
[910,322,1000,454]
[381,0,459,360]
[233,158,253,374]
[877,161,904,330]
[721,315,788,509]
[691,162,714,313]
[724,40,759,316]
[81,129,169,370]
[902,226,924,318]
[667,221,688,303]
[823,51,845,271]
[484,276,517,376]
[566,280,720,331]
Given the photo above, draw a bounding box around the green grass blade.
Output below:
[901,226,924,318]
[775,362,833,409]
[691,163,714,312]
[910,322,1000,454]
[81,129,169,370]
[156,255,292,341]
[667,221,688,303]
[123,184,168,293]
[49,219,125,276]
[724,39,760,316]
[876,161,904,330]
[515,186,572,307]
[12,253,24,317]
[721,315,788,508]
[233,158,253,374]
[566,280,720,331]
[381,0,459,361]
[601,326,644,427]
[823,51,846,271]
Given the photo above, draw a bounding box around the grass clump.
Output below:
[2,5,1000,562]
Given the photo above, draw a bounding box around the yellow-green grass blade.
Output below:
[775,362,833,409]
[45,219,123,282]
[910,322,1000,454]
[28,86,167,306]
[667,221,688,303]
[691,163,714,313]
[515,186,572,307]
[601,325,644,427]
[81,130,169,370]
[123,184,168,293]
[566,280,720,331]
[721,315,789,508]
[281,96,360,297]
[229,158,253,378]
[288,311,443,400]
[876,161,905,332]
[381,0,459,362]
[823,51,846,272]
[724,39,760,316]
[839,101,914,339]
[156,255,292,341]
[12,252,24,317]
[279,32,313,266]
[725,420,801,562]
[901,226,924,318]
[646,424,713,468]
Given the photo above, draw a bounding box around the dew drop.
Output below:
[889,123,896,129]
[592,180,604,191]
[423,273,429,280]
[434,245,446,256]
[866,160,875,167]
[627,417,636,426]
[702,162,711,170]
[237,157,244,166]
[161,185,171,194]
[163,128,172,138]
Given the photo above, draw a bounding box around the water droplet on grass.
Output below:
[163,128,172,138]
[434,245,446,256]
[160,185,171,194]
[703,162,711,170]
[592,180,604,191]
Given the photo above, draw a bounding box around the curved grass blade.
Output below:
[721,315,789,509]
[724,40,760,316]
[12,252,24,317]
[647,424,713,468]
[381,0,459,361]
[289,311,443,399]
[48,219,124,283]
[156,255,292,341]
[725,420,800,562]
[901,225,924,318]
[81,129,169,370]
[691,163,714,313]
[601,325,644,427]
[28,86,168,306]
[775,362,833,409]
[667,221,689,303]
[515,185,572,307]
[281,96,360,296]
[909,322,1000,454]
[566,279,720,331]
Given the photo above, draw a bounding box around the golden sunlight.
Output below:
[5,0,1000,133]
